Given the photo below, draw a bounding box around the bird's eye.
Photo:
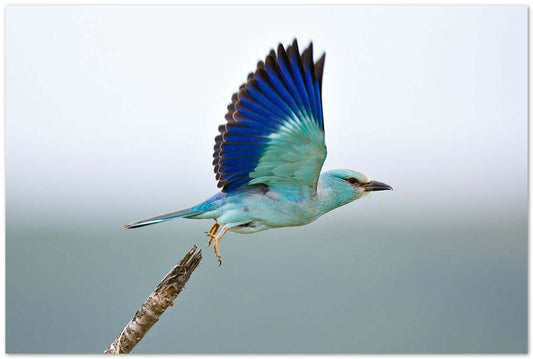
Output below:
[347,177,358,184]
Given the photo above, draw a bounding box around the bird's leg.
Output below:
[207,220,219,246]
[212,226,229,266]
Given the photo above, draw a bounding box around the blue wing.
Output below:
[213,39,327,194]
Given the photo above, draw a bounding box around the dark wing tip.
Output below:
[291,38,299,49]
[315,52,326,88]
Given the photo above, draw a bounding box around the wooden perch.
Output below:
[105,245,203,354]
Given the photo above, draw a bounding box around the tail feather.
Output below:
[123,208,202,229]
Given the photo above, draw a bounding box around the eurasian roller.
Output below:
[124,40,392,264]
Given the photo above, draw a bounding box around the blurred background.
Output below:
[6,5,527,353]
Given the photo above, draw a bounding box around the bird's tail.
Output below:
[123,208,203,229]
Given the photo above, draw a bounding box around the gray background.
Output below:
[6,5,527,353]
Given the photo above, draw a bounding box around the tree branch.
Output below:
[105,245,203,354]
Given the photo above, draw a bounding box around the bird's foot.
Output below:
[205,220,228,265]
[212,226,229,266]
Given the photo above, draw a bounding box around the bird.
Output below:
[124,39,392,265]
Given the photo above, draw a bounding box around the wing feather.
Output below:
[213,40,327,193]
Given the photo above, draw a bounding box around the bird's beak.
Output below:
[363,180,393,192]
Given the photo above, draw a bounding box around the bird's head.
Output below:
[320,169,392,205]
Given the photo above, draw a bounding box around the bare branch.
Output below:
[105,245,202,354]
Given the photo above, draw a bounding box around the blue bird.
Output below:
[124,40,392,264]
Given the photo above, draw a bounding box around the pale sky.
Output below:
[6,5,527,223]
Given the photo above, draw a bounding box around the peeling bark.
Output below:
[105,245,202,354]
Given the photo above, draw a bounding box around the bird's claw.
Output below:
[214,240,222,266]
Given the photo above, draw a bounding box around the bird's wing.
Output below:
[213,40,327,195]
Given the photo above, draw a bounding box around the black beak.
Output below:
[363,180,393,192]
